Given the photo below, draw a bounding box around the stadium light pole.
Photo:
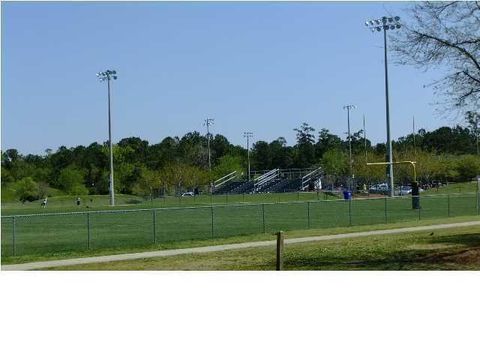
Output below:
[343,105,356,186]
[363,114,367,162]
[204,118,214,192]
[244,132,253,181]
[97,69,118,206]
[204,118,214,172]
[365,16,401,197]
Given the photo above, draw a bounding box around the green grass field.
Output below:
[1,190,479,262]
[0,191,339,216]
[44,224,480,270]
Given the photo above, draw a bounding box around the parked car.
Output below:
[181,191,194,197]
[369,183,389,193]
[398,186,412,196]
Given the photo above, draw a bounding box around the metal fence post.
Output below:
[12,216,16,257]
[348,198,352,226]
[307,201,311,229]
[297,192,300,201]
[384,196,388,223]
[211,206,214,239]
[152,209,157,243]
[477,190,479,216]
[87,212,91,250]
[447,194,451,217]
[262,203,266,233]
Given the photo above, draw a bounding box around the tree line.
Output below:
[2,117,479,201]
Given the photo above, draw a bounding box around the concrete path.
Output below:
[3,220,479,271]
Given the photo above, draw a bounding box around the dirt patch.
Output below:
[442,248,480,265]
[420,247,480,266]
[407,243,459,251]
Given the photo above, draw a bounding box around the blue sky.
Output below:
[2,1,455,155]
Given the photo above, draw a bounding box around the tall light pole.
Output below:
[204,118,214,173]
[343,104,356,189]
[363,114,367,162]
[475,113,479,156]
[97,69,118,206]
[244,132,253,181]
[413,116,417,157]
[365,16,401,197]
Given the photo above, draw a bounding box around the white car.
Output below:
[181,192,194,197]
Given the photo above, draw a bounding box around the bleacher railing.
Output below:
[301,167,322,191]
[214,171,238,190]
[254,168,279,192]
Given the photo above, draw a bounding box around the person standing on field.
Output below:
[76,197,81,206]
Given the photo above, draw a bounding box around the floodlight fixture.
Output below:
[96,69,118,82]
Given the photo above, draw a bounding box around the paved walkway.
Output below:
[3,220,480,271]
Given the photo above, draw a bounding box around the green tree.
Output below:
[15,177,40,202]
[322,149,348,177]
[294,122,316,167]
[213,155,244,179]
[58,167,88,195]
[455,155,480,181]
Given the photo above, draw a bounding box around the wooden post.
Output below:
[276,231,284,271]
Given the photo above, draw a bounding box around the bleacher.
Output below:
[213,181,245,195]
[212,167,321,194]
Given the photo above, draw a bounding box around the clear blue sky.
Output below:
[2,1,455,155]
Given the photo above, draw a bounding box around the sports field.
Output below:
[2,191,478,261]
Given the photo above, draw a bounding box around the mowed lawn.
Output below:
[0,191,338,216]
[45,225,480,270]
[2,192,478,261]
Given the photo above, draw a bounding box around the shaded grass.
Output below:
[47,225,480,271]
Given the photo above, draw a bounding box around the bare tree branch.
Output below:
[391,1,480,111]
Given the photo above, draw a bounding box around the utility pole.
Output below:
[97,69,118,206]
[244,132,253,181]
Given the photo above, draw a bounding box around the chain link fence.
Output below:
[1,192,479,258]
